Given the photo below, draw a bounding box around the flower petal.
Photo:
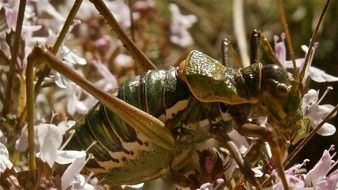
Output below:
[0,143,13,172]
[309,67,338,83]
[56,150,86,165]
[314,170,338,190]
[316,123,336,136]
[302,89,319,107]
[304,149,332,186]
[61,154,87,190]
[169,3,197,47]
[36,124,64,167]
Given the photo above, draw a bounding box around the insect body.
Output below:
[66,49,305,187]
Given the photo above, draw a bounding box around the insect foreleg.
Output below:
[212,132,263,190]
[237,122,289,190]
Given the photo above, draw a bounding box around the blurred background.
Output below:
[0,0,337,189]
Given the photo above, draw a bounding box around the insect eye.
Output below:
[276,83,289,96]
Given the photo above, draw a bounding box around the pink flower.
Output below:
[273,34,338,84]
[269,145,338,189]
[169,4,197,47]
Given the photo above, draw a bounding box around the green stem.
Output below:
[26,52,36,182]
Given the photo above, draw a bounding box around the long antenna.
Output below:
[299,0,332,82]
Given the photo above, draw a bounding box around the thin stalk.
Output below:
[299,0,331,81]
[3,0,26,115]
[24,0,83,181]
[89,0,157,70]
[276,0,299,81]
[34,0,83,94]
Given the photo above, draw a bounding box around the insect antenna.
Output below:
[128,0,136,42]
[221,38,242,68]
[259,35,283,67]
[249,30,261,65]
[284,104,338,168]
[299,0,332,83]
[89,0,157,71]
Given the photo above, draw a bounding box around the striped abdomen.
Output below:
[67,67,191,185]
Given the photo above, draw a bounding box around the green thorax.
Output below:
[178,50,262,105]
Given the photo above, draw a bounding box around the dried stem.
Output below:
[24,0,83,182]
[276,0,299,81]
[18,0,83,127]
[34,0,84,94]
[3,0,26,115]
[299,0,331,81]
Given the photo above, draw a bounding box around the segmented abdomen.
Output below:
[66,67,190,183]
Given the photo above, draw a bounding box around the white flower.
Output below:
[61,153,87,190]
[35,120,81,167]
[34,0,65,23]
[15,125,39,152]
[302,88,336,136]
[54,81,92,116]
[15,120,84,168]
[0,129,7,144]
[121,183,145,189]
[169,4,197,47]
[0,143,13,172]
[36,123,65,167]
[58,46,87,66]
[92,60,118,92]
[273,34,338,84]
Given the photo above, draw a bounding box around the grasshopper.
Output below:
[24,0,335,189]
